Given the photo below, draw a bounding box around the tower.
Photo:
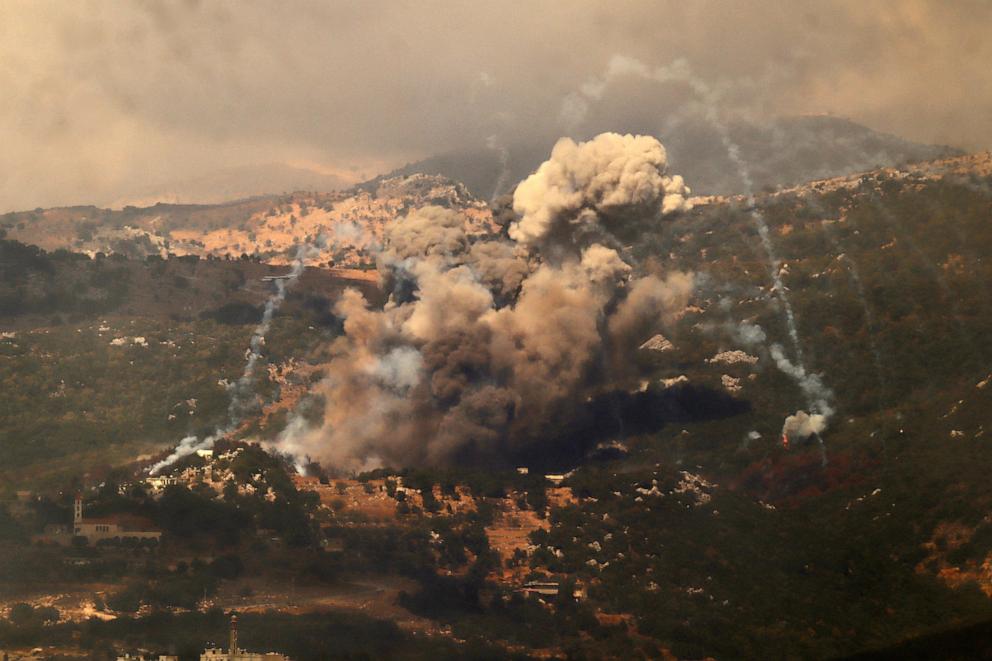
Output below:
[73,495,83,525]
[229,614,238,659]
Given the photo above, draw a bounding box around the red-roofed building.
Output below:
[69,495,161,544]
[44,496,162,544]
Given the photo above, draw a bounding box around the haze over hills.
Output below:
[2,116,956,215]
[383,116,960,200]
[109,162,355,209]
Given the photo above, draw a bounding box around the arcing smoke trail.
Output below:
[278,132,695,470]
[566,55,833,456]
[149,246,310,474]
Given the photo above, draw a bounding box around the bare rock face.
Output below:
[707,350,758,366]
[639,333,674,352]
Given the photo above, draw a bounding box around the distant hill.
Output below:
[109,162,353,208]
[381,116,961,199]
[0,239,383,329]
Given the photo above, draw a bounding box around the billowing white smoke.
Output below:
[510,133,692,248]
[280,133,693,470]
[736,321,767,346]
[149,245,312,474]
[782,410,828,442]
[768,344,834,424]
[768,344,834,465]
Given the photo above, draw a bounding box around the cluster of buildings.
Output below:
[143,448,280,502]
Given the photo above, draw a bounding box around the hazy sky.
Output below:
[2,0,990,211]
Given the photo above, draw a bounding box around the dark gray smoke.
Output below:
[278,133,694,470]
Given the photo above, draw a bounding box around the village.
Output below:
[0,439,614,659]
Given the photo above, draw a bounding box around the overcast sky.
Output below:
[2,0,990,211]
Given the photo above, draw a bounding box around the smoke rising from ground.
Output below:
[279,133,693,470]
[782,410,828,442]
[735,321,834,462]
[510,133,692,248]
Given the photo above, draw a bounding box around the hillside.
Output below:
[0,174,496,271]
[1,151,992,658]
[382,116,959,199]
[534,149,992,656]
[0,245,384,488]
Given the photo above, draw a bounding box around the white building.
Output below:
[145,475,179,494]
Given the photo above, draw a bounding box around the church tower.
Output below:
[73,495,83,525]
[229,614,239,659]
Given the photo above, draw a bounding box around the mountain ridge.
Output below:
[381,116,961,200]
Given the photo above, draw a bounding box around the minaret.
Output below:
[73,495,83,526]
[229,613,238,659]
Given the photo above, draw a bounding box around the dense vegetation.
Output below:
[0,245,373,489]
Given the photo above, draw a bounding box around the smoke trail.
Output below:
[770,344,832,466]
[486,134,512,204]
[149,245,310,474]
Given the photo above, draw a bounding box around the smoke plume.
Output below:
[280,132,693,470]
[510,132,692,250]
[782,410,828,443]
[733,320,833,462]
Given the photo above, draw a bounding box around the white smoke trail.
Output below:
[564,56,804,355]
[149,245,310,474]
[770,344,832,466]
[486,134,512,204]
